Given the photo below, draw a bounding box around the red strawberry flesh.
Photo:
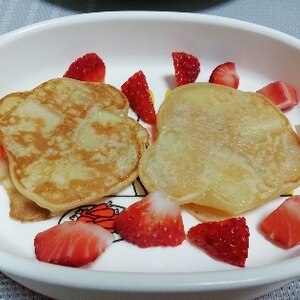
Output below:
[0,144,4,160]
[63,52,106,83]
[114,190,185,248]
[121,70,156,124]
[172,52,200,87]
[257,81,298,111]
[187,217,249,267]
[34,221,114,267]
[260,195,300,248]
[209,62,239,89]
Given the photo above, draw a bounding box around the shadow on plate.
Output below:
[44,0,230,12]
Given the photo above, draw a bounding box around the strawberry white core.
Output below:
[150,190,180,216]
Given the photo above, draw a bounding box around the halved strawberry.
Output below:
[63,52,106,82]
[257,81,298,111]
[172,52,200,87]
[114,190,185,248]
[260,195,300,248]
[121,70,156,124]
[34,221,114,267]
[187,217,249,267]
[209,62,239,89]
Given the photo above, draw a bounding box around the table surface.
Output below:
[1,0,300,299]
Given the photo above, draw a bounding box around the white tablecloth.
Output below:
[1,1,300,299]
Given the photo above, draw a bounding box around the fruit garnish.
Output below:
[146,124,158,145]
[187,217,249,267]
[260,195,300,248]
[34,221,114,267]
[121,70,156,124]
[63,52,106,82]
[114,190,186,248]
[172,52,200,87]
[0,144,8,179]
[257,81,298,110]
[209,62,239,89]
[0,144,5,160]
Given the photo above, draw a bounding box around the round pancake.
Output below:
[138,83,300,218]
[0,78,149,214]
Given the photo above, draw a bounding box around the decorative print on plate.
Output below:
[58,178,148,240]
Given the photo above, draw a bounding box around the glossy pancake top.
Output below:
[138,83,300,218]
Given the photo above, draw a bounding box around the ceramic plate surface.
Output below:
[0,11,300,300]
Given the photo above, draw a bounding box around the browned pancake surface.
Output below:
[0,78,148,215]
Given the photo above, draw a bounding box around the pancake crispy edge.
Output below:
[138,82,300,219]
[0,78,149,216]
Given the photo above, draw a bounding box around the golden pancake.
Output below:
[0,78,148,215]
[182,203,232,222]
[0,154,51,222]
[138,83,300,219]
[3,175,51,222]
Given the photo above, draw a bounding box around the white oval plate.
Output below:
[1,11,300,300]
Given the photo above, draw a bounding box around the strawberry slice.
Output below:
[209,62,239,89]
[172,52,200,87]
[114,190,185,248]
[0,144,5,160]
[63,52,106,82]
[34,221,114,267]
[121,70,156,124]
[260,195,300,248]
[0,145,8,179]
[187,217,249,267]
[257,81,298,110]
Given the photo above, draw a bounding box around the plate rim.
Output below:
[0,10,300,293]
[2,250,300,292]
[1,10,300,47]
